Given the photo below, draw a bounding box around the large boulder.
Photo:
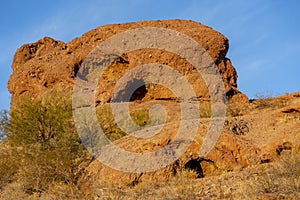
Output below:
[8,19,238,107]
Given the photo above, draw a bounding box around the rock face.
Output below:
[8,19,238,107]
[8,19,247,187]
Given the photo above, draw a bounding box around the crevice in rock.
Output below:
[276,142,292,155]
[260,158,271,164]
[73,60,83,78]
[128,173,143,188]
[155,97,178,101]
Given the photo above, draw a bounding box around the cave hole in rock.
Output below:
[113,78,148,102]
[184,159,204,178]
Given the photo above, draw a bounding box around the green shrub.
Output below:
[7,92,91,193]
[199,100,212,118]
[97,105,151,141]
[130,109,150,126]
[97,105,127,141]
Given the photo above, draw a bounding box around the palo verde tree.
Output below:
[7,91,91,193]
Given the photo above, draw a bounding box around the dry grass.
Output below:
[251,93,290,112]
[84,150,300,199]
[0,143,18,190]
[1,93,300,199]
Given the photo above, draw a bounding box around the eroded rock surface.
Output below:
[11,20,290,188]
[8,19,238,107]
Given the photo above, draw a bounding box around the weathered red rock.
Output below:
[8,19,238,108]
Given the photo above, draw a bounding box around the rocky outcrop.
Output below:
[8,19,238,107]
[5,19,300,198]
[8,19,251,187]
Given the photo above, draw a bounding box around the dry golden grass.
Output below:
[1,93,300,199]
[83,150,299,200]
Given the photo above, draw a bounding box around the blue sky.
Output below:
[1,0,299,110]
